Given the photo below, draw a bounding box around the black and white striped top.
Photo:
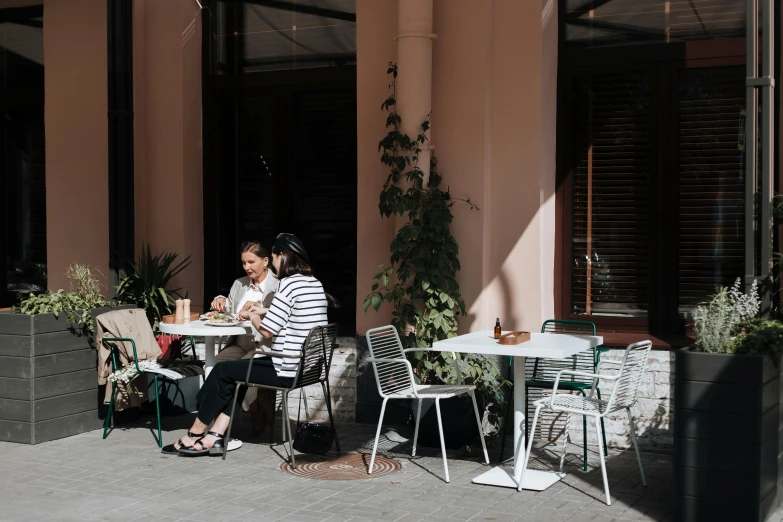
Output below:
[259,274,328,378]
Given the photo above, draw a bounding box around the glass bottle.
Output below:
[494,318,501,339]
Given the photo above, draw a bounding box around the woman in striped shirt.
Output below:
[173,233,328,456]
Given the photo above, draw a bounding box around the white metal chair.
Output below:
[519,340,652,504]
[366,325,489,483]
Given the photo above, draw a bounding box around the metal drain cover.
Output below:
[280,453,401,480]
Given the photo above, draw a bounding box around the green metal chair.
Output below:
[102,337,163,447]
[498,319,608,470]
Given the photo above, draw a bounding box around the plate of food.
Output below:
[206,313,241,327]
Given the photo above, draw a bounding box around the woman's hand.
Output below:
[238,308,257,321]
[241,301,262,312]
[211,297,226,312]
[247,305,269,316]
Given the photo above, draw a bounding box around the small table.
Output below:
[158,320,251,377]
[432,331,603,491]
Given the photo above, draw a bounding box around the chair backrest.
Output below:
[527,319,598,383]
[366,325,415,397]
[292,323,339,389]
[604,340,652,412]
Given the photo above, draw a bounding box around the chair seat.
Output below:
[534,394,608,416]
[525,379,592,391]
[387,383,476,399]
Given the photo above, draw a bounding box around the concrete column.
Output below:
[396,0,434,185]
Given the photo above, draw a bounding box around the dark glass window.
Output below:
[570,72,652,318]
[677,66,746,318]
[565,0,747,48]
[0,6,46,307]
[213,0,356,74]
[563,62,749,333]
[204,1,358,333]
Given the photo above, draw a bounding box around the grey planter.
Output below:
[0,305,132,444]
[674,347,783,522]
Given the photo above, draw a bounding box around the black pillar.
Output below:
[107,0,134,295]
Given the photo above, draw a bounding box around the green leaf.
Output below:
[371,292,383,311]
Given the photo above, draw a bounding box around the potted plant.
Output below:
[0,264,130,444]
[363,64,508,450]
[115,242,191,328]
[115,244,199,415]
[674,278,783,522]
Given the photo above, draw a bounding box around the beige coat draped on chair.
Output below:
[95,308,161,411]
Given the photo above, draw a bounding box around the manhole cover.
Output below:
[280,453,401,480]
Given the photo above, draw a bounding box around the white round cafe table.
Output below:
[158,320,251,377]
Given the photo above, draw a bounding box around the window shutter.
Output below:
[570,72,651,318]
[677,66,746,316]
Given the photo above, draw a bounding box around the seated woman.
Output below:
[210,240,278,363]
[172,233,328,456]
[210,241,279,432]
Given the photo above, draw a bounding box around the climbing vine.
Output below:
[363,63,507,408]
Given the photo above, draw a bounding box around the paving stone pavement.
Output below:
[0,411,780,522]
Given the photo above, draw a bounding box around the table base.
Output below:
[472,466,562,490]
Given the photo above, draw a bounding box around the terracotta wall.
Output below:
[356,0,556,334]
[44,0,110,294]
[355,0,397,333]
[133,0,204,311]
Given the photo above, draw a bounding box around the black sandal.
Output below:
[178,431,225,457]
[161,430,205,455]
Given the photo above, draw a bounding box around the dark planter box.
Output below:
[0,306,132,444]
[674,347,783,522]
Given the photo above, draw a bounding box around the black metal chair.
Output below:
[222,323,340,466]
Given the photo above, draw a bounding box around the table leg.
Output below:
[512,356,526,483]
[204,337,216,379]
[470,355,562,491]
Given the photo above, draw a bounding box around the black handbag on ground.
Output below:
[292,331,335,455]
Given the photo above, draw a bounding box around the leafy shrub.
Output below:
[726,318,783,364]
[693,278,759,353]
[116,243,191,326]
[363,63,508,414]
[15,264,114,332]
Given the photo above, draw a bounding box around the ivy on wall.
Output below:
[364,64,507,408]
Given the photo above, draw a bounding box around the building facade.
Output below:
[1,0,780,448]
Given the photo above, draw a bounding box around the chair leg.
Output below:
[269,391,277,444]
[626,407,647,487]
[434,398,450,483]
[499,386,513,463]
[517,404,543,492]
[596,388,608,456]
[560,413,570,475]
[222,383,243,460]
[282,392,295,469]
[469,391,489,464]
[321,382,340,452]
[524,386,530,441]
[594,416,611,505]
[580,390,588,471]
[153,375,162,448]
[102,382,116,439]
[412,399,422,457]
[369,397,388,474]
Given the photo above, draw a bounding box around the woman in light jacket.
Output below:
[211,241,279,430]
[210,241,278,362]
